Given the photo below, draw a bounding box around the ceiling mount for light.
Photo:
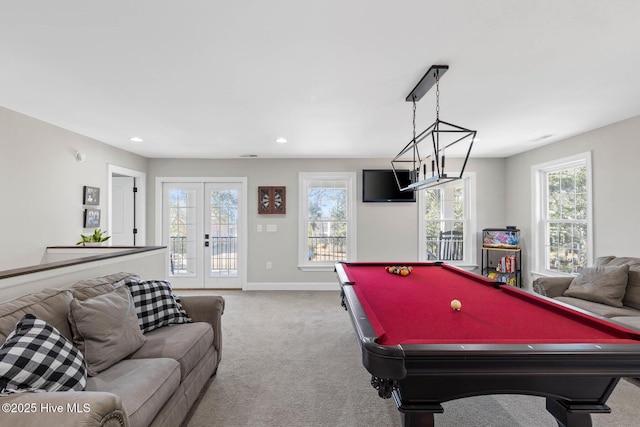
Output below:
[392,65,477,191]
[404,65,448,102]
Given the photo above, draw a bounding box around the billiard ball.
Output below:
[385,266,412,276]
[451,299,462,311]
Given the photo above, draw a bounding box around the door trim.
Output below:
[155,177,248,289]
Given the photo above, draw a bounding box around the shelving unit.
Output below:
[481,228,522,287]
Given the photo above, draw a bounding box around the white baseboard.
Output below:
[244,282,339,291]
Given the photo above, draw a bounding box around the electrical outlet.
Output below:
[266,261,272,270]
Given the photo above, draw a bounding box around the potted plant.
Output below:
[77,228,111,246]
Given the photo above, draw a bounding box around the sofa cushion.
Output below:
[594,256,640,268]
[86,358,180,427]
[563,265,629,307]
[623,266,640,310]
[610,316,640,330]
[0,288,73,342]
[594,256,618,267]
[554,296,640,318]
[593,257,640,310]
[0,314,87,392]
[69,272,140,301]
[130,322,213,381]
[68,285,146,376]
[126,279,191,333]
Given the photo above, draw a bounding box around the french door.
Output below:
[161,180,246,289]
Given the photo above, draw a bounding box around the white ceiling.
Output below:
[2,1,640,159]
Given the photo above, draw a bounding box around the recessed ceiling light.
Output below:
[275,137,287,144]
[130,136,144,143]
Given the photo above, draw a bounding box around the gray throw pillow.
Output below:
[68,285,145,376]
[623,266,640,310]
[564,265,629,307]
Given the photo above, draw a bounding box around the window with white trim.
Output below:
[532,152,592,275]
[298,172,357,271]
[419,173,476,266]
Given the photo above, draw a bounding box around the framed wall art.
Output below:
[83,186,100,205]
[83,208,101,228]
[258,186,286,214]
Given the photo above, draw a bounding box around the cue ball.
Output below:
[451,299,462,311]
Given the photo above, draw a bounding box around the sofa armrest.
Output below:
[179,295,225,364]
[532,276,574,298]
[0,391,128,427]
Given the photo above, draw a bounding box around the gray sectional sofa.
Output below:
[0,272,224,427]
[533,256,640,330]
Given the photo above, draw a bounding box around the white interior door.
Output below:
[111,176,135,246]
[108,164,146,246]
[162,180,245,289]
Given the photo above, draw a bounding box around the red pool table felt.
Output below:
[343,263,640,346]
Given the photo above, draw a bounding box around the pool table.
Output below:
[335,261,640,427]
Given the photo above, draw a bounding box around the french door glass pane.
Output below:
[209,189,238,277]
[168,189,197,277]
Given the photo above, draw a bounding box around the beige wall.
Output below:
[505,115,640,286]
[0,107,147,270]
[1,105,506,286]
[12,102,637,289]
[148,157,507,285]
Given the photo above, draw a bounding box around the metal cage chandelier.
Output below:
[391,65,477,191]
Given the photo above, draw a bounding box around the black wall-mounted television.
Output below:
[362,169,416,203]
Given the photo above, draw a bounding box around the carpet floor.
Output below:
[184,290,640,427]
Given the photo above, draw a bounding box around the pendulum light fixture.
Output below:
[391,65,477,191]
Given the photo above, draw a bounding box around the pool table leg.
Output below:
[394,392,442,427]
[400,411,435,427]
[545,398,612,427]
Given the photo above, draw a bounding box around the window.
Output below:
[298,172,356,271]
[419,173,476,266]
[532,152,592,275]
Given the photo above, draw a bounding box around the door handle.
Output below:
[204,234,210,247]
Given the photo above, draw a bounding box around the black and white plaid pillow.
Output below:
[125,279,191,333]
[0,314,87,393]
